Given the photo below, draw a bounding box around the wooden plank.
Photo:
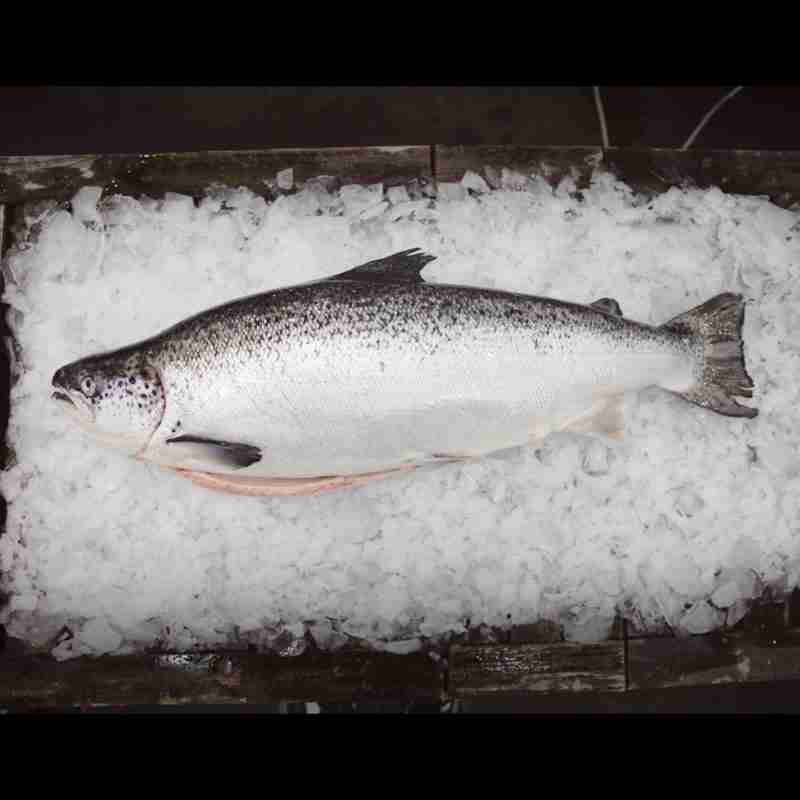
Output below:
[789,588,800,628]
[455,618,565,646]
[730,592,793,645]
[0,146,433,206]
[457,678,800,714]
[0,648,443,707]
[624,611,677,640]
[450,641,625,696]
[5,145,800,209]
[605,147,800,208]
[628,628,800,690]
[239,649,443,703]
[4,627,800,705]
[434,145,602,189]
[509,620,564,644]
[435,145,800,209]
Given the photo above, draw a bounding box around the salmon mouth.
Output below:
[51,387,94,423]
[51,389,74,406]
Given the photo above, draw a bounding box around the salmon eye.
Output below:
[81,377,96,395]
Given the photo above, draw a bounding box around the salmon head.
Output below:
[51,349,166,455]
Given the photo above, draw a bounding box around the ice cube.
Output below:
[359,201,388,220]
[340,183,384,215]
[383,638,422,655]
[78,618,123,655]
[758,441,799,476]
[9,591,38,612]
[582,439,610,476]
[437,182,467,202]
[461,171,490,194]
[675,487,705,517]
[387,200,429,222]
[71,186,103,225]
[483,165,502,189]
[680,602,724,635]
[501,168,529,191]
[387,185,410,205]
[710,581,740,608]
[276,168,294,191]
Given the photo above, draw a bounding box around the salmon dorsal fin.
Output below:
[330,248,437,284]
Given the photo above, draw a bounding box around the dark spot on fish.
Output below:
[151,389,157,397]
[140,393,148,399]
[137,403,142,408]
[126,390,132,396]
[129,376,135,384]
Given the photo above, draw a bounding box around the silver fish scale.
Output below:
[138,280,696,477]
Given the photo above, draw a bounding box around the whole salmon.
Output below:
[51,249,757,495]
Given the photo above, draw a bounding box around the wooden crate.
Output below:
[2,144,799,711]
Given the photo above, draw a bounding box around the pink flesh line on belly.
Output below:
[169,464,418,496]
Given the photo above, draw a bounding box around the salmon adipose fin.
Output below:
[170,465,416,496]
[590,297,623,317]
[661,293,758,418]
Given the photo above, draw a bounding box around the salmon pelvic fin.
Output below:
[661,292,758,419]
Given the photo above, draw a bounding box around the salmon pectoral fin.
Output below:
[165,435,262,469]
[169,465,416,497]
[561,394,626,441]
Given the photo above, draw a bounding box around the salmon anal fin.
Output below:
[561,395,626,441]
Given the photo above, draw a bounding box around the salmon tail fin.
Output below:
[661,292,758,419]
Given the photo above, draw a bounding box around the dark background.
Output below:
[1,86,798,155]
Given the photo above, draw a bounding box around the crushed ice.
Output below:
[1,168,798,658]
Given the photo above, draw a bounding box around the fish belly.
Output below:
[147,318,691,478]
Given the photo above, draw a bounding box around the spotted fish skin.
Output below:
[51,249,756,481]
